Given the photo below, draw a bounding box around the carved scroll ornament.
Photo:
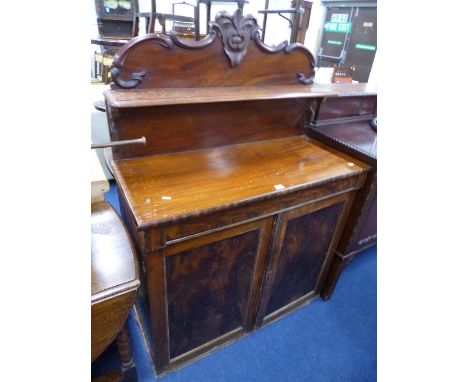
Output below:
[109,9,315,88]
[211,9,315,83]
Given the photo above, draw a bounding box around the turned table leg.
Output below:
[115,324,137,382]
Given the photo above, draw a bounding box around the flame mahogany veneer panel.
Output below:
[166,230,259,358]
[265,202,344,316]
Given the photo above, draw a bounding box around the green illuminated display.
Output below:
[324,22,352,34]
[355,43,376,51]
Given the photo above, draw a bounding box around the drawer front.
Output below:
[143,175,366,252]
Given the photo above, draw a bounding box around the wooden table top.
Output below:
[91,202,139,303]
[111,136,370,229]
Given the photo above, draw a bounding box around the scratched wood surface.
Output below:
[110,136,369,229]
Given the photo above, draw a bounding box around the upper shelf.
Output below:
[104,83,376,108]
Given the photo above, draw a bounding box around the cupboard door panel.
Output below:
[264,201,345,317]
[165,229,259,359]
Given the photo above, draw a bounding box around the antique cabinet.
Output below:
[306,83,377,299]
[104,10,371,375]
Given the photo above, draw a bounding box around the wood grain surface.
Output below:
[91,202,139,297]
[264,202,344,316]
[107,98,307,160]
[166,230,259,358]
[104,85,338,108]
[105,83,375,108]
[111,136,369,229]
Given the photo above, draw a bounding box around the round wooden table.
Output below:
[91,201,140,380]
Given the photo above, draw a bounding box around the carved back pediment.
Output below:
[111,9,315,89]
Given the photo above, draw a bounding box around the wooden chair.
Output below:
[259,0,310,44]
[138,0,196,35]
[195,1,249,40]
[332,66,355,83]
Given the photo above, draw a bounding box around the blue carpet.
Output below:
[97,181,377,381]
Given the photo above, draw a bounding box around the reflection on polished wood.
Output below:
[111,135,368,228]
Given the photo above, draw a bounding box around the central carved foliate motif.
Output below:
[211,9,258,67]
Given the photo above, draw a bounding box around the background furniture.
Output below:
[305,83,377,299]
[294,0,312,44]
[138,0,196,35]
[104,10,371,376]
[94,0,139,42]
[93,0,139,83]
[91,151,140,381]
[172,1,198,38]
[195,1,248,39]
[259,0,311,44]
[332,65,355,83]
[92,0,196,82]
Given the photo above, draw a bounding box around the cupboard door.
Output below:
[256,194,351,325]
[161,218,273,362]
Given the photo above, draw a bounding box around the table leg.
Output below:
[94,53,98,79]
[206,2,211,35]
[195,5,200,40]
[262,0,269,42]
[102,64,109,85]
[115,324,137,382]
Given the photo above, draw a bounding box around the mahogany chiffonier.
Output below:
[305,83,377,299]
[103,10,371,375]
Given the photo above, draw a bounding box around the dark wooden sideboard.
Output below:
[305,83,377,299]
[103,10,371,375]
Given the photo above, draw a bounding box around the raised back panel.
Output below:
[165,229,259,359]
[109,98,306,159]
[110,10,315,89]
[265,202,344,316]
